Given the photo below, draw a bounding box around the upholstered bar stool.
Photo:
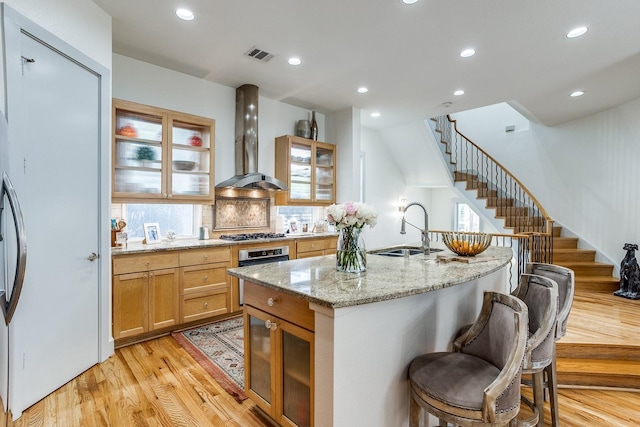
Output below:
[524,263,575,427]
[511,274,559,427]
[408,291,528,427]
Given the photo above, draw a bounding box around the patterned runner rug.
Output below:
[171,316,247,403]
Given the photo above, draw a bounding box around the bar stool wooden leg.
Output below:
[409,391,421,427]
[546,352,560,427]
[532,371,545,427]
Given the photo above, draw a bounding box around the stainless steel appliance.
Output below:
[237,245,290,305]
[220,232,286,241]
[0,110,27,427]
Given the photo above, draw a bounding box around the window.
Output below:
[123,204,201,239]
[276,206,325,233]
[456,203,480,232]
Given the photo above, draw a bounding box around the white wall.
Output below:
[3,0,111,69]
[360,127,406,249]
[112,54,323,185]
[453,97,640,266]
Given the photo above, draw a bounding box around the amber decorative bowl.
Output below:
[442,232,493,256]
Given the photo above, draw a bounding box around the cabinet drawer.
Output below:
[179,247,231,266]
[297,250,324,259]
[325,237,337,250]
[181,264,228,294]
[113,253,179,275]
[244,281,314,331]
[297,239,325,254]
[182,289,229,322]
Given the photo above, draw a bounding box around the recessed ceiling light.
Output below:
[402,0,419,4]
[288,57,301,66]
[570,90,585,97]
[460,48,476,58]
[371,112,381,118]
[176,8,195,21]
[454,90,465,96]
[357,87,368,94]
[566,26,588,38]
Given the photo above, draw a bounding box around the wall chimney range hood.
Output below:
[216,84,288,191]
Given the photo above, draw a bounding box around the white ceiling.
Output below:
[92,0,640,130]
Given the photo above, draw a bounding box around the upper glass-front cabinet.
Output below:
[275,135,336,206]
[112,99,215,203]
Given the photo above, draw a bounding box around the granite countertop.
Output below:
[227,246,513,309]
[111,232,339,256]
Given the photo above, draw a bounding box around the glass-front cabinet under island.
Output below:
[112,99,215,203]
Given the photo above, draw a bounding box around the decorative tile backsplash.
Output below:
[214,197,270,229]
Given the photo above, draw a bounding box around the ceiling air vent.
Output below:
[245,47,274,62]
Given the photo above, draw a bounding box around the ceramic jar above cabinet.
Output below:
[274,135,336,206]
[112,99,215,203]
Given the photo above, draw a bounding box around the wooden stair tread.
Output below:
[554,248,596,254]
[557,358,640,376]
[557,342,640,361]
[575,276,620,283]
[555,261,612,267]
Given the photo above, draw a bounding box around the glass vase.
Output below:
[336,226,366,273]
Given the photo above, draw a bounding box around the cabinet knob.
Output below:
[267,297,276,307]
[149,273,154,278]
[203,275,208,281]
[265,319,278,331]
[203,302,208,308]
[204,254,209,260]
[143,274,148,279]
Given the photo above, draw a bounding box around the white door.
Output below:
[8,29,101,416]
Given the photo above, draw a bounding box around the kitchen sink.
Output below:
[372,247,443,257]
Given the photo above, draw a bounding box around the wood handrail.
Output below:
[445,115,553,232]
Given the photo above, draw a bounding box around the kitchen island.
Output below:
[228,246,513,427]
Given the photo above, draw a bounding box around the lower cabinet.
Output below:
[244,281,314,427]
[112,247,231,343]
[112,253,180,339]
[296,236,337,259]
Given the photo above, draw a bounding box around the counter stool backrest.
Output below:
[525,263,575,340]
[513,273,559,370]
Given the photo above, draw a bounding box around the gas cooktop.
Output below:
[219,232,287,241]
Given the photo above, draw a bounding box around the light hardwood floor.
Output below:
[6,332,639,426]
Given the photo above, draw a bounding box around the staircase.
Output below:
[431,115,640,391]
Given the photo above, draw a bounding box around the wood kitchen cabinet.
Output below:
[244,281,314,427]
[112,253,180,339]
[275,135,336,206]
[112,99,215,203]
[112,247,232,345]
[179,247,232,323]
[296,236,338,259]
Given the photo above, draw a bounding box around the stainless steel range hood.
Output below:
[216,84,288,190]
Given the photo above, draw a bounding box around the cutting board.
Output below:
[436,253,501,264]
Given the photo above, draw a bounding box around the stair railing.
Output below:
[430,115,554,265]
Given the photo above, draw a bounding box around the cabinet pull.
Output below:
[203,275,208,281]
[203,302,208,308]
[143,274,148,279]
[267,297,276,307]
[204,254,209,260]
[265,319,278,331]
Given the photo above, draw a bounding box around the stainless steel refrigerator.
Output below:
[0,106,26,427]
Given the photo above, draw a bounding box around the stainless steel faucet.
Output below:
[400,202,430,255]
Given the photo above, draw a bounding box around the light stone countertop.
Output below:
[227,246,513,309]
[110,232,339,256]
